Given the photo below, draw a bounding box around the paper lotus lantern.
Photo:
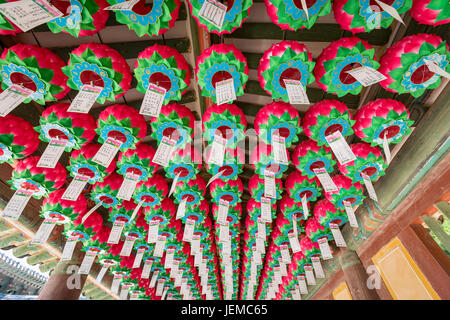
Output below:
[181,199,210,225]
[81,234,110,255]
[333,0,412,33]
[165,143,201,182]
[303,99,355,145]
[0,0,22,36]
[0,115,39,164]
[314,198,348,227]
[36,103,96,152]
[134,44,190,104]
[91,172,124,208]
[250,142,290,179]
[410,0,450,26]
[378,33,450,97]
[150,103,196,148]
[210,178,243,206]
[0,44,69,104]
[285,170,321,203]
[133,173,168,208]
[212,202,242,222]
[47,0,109,37]
[305,217,333,245]
[258,41,315,101]
[62,42,132,103]
[354,99,414,146]
[254,101,302,147]
[248,174,283,203]
[117,143,158,183]
[246,197,277,222]
[68,143,117,184]
[187,0,253,34]
[338,143,387,183]
[107,0,180,37]
[195,44,248,103]
[279,195,308,228]
[173,175,206,207]
[8,156,66,198]
[40,188,87,225]
[325,174,365,209]
[206,146,244,181]
[314,37,379,97]
[97,104,147,151]
[202,103,247,148]
[144,198,176,227]
[264,0,331,30]
[292,139,336,179]
[64,210,103,242]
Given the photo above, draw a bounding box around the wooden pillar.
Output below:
[38,243,87,300]
[338,250,380,300]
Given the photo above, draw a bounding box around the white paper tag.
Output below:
[140,83,166,117]
[272,134,289,165]
[219,222,230,243]
[110,274,122,294]
[174,270,183,286]
[311,256,325,278]
[141,259,153,279]
[149,270,159,288]
[194,248,203,266]
[256,234,265,253]
[280,245,292,264]
[190,235,201,255]
[382,132,391,164]
[301,194,309,220]
[317,237,333,260]
[116,172,139,201]
[92,137,122,168]
[274,267,282,284]
[217,199,229,225]
[208,134,227,166]
[288,232,301,253]
[361,173,378,202]
[257,218,266,240]
[0,84,34,116]
[95,265,108,283]
[147,220,159,243]
[78,250,97,274]
[206,169,225,188]
[313,167,338,193]
[325,131,356,165]
[198,0,226,29]
[300,0,309,20]
[264,169,276,199]
[261,196,272,222]
[424,59,450,80]
[132,248,145,268]
[107,220,125,244]
[176,198,187,220]
[168,171,181,197]
[215,78,236,105]
[304,265,316,285]
[330,223,347,247]
[129,199,144,223]
[31,218,56,245]
[37,138,67,168]
[152,136,176,167]
[154,235,166,257]
[298,276,308,294]
[279,259,288,276]
[170,260,179,278]
[292,288,301,300]
[67,85,102,113]
[374,0,404,24]
[0,0,63,32]
[81,201,102,224]
[343,200,359,228]
[120,235,136,256]
[182,218,195,242]
[161,286,169,300]
[283,79,310,104]
[104,0,138,10]
[61,174,89,201]
[1,189,33,220]
[119,285,129,300]
[164,248,175,269]
[346,66,387,87]
[61,236,77,261]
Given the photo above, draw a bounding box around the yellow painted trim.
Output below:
[372,237,440,300]
[332,281,353,300]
